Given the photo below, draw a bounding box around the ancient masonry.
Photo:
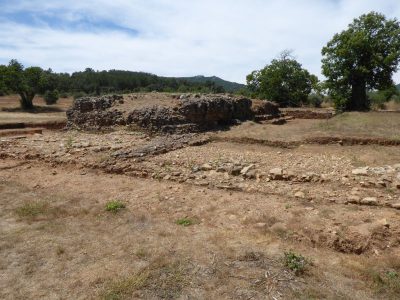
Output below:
[66,94,282,133]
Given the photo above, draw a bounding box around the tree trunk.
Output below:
[19,92,34,110]
[349,79,368,111]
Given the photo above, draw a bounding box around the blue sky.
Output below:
[0,0,400,83]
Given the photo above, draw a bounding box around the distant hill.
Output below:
[175,75,245,92]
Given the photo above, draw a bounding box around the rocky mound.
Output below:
[67,94,257,133]
[66,95,125,129]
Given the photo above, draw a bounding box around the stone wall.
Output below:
[67,94,258,133]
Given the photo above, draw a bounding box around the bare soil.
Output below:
[1,93,400,299]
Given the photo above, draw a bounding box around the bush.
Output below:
[0,88,7,96]
[307,93,323,108]
[73,91,87,100]
[44,89,59,105]
[59,92,69,98]
[283,251,309,275]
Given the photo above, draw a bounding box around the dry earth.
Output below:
[1,93,400,299]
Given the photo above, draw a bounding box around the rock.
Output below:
[229,166,242,176]
[254,222,267,229]
[346,195,361,204]
[251,101,280,117]
[128,95,253,133]
[300,172,320,182]
[393,181,400,189]
[376,218,390,228]
[269,168,283,180]
[294,191,305,199]
[200,163,213,171]
[352,167,369,176]
[66,94,125,130]
[360,197,378,206]
[390,203,400,210]
[271,118,286,125]
[244,169,257,179]
[216,166,227,173]
[240,164,255,175]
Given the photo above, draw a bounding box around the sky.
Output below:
[0,0,400,84]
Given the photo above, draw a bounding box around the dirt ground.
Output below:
[1,94,400,299]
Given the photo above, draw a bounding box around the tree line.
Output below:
[0,62,225,109]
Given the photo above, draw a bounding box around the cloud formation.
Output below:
[0,0,399,83]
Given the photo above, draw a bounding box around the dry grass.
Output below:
[317,112,400,139]
[345,255,400,300]
[218,111,400,142]
[15,201,49,218]
[101,258,189,300]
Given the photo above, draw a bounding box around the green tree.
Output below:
[247,51,315,107]
[0,65,8,96]
[1,59,50,109]
[322,12,400,111]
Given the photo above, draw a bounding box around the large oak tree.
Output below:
[322,12,400,111]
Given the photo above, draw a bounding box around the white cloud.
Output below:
[0,0,400,83]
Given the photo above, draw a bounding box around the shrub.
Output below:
[307,93,323,108]
[105,200,126,213]
[59,92,69,98]
[283,251,309,275]
[73,91,87,100]
[44,89,59,105]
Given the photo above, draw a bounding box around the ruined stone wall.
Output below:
[67,94,259,133]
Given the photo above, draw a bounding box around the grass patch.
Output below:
[283,251,309,275]
[105,201,126,213]
[103,271,150,300]
[347,255,400,298]
[366,269,400,298]
[102,259,188,300]
[176,217,194,227]
[15,201,49,218]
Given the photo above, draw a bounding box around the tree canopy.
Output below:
[246,52,316,107]
[322,12,400,111]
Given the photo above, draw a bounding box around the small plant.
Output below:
[283,251,309,275]
[176,218,194,227]
[65,136,74,149]
[105,201,126,213]
[15,201,48,218]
